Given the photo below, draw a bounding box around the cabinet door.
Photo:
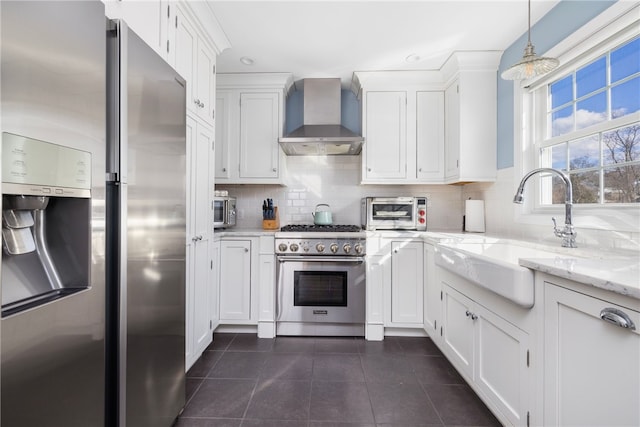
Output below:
[211,239,220,331]
[475,304,529,427]
[544,284,640,427]
[416,91,444,181]
[195,41,215,126]
[391,241,423,324]
[174,7,197,114]
[423,243,440,338]
[119,0,166,57]
[441,284,474,379]
[214,91,232,179]
[185,118,214,369]
[219,240,252,320]
[364,91,407,180]
[239,92,280,179]
[444,81,460,180]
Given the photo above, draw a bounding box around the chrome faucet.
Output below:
[513,168,577,248]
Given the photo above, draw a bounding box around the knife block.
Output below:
[262,207,280,230]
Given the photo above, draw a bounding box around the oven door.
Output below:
[276,256,365,326]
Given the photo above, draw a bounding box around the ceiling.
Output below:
[209,0,561,88]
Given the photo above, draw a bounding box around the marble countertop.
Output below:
[520,256,640,300]
[214,228,277,238]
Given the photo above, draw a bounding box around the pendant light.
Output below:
[501,0,559,80]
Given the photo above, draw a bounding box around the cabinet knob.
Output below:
[222,168,227,172]
[272,168,277,172]
[419,167,422,172]
[465,310,478,321]
[368,168,372,172]
[394,249,398,253]
[244,248,249,253]
[192,236,199,242]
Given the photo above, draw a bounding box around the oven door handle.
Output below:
[276,256,365,263]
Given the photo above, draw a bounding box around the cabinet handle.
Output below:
[419,167,422,172]
[222,167,227,172]
[192,236,199,242]
[600,308,636,330]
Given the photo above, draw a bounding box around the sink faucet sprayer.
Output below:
[513,168,577,248]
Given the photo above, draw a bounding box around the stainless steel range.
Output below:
[275,225,366,336]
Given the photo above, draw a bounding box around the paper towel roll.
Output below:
[465,200,485,233]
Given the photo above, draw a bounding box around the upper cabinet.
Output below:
[354,72,444,184]
[353,52,499,185]
[441,52,501,184]
[215,73,293,184]
[103,0,172,60]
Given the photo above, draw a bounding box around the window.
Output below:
[536,36,640,205]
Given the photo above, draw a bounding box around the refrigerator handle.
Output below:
[106,18,127,183]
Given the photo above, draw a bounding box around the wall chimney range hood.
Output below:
[279,78,364,156]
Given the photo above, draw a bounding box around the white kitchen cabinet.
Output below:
[441,280,531,427]
[215,73,293,184]
[543,282,640,427]
[367,237,424,332]
[185,116,215,370]
[390,241,424,324]
[416,91,445,181]
[240,92,280,179]
[353,71,451,184]
[103,0,172,61]
[219,240,253,321]
[442,53,500,183]
[214,91,232,180]
[174,5,216,127]
[362,91,407,180]
[423,242,441,341]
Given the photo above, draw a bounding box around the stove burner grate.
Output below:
[280,224,361,233]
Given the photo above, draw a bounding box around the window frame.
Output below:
[514,2,640,232]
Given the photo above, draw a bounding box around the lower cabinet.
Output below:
[217,235,275,336]
[543,282,640,427]
[390,241,424,324]
[219,239,252,321]
[441,282,530,427]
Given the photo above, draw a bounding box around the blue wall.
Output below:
[497,0,616,169]
[285,89,361,134]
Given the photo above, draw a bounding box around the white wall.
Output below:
[463,168,640,252]
[217,156,464,231]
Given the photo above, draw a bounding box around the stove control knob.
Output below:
[289,243,299,252]
[316,243,325,253]
[354,243,364,254]
[329,243,339,254]
[343,243,352,254]
[278,243,288,252]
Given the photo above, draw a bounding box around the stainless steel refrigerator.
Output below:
[0,1,186,426]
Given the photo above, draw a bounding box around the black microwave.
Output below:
[213,196,236,229]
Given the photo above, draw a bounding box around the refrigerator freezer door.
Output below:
[0,1,107,426]
[106,20,187,427]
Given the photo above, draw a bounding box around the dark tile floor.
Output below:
[177,333,503,427]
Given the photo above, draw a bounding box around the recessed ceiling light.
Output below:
[240,56,255,66]
[405,54,421,63]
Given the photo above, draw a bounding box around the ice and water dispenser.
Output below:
[1,133,91,316]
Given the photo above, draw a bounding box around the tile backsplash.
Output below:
[217,156,463,231]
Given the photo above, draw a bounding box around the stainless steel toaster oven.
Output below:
[361,197,427,231]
